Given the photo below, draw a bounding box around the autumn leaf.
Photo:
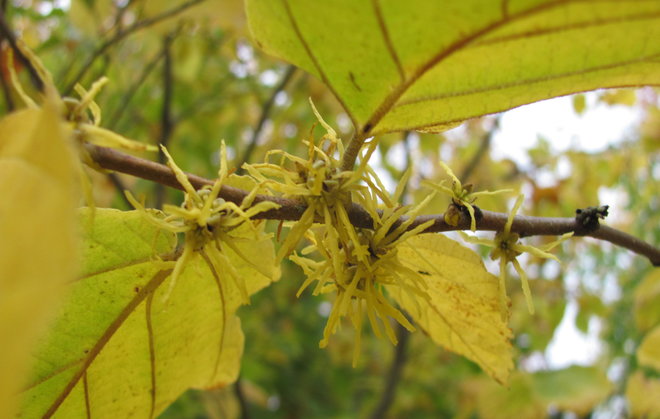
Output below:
[0,105,78,418]
[626,371,660,418]
[638,325,660,372]
[634,269,660,332]
[461,366,612,419]
[18,208,276,418]
[246,0,660,135]
[387,234,513,383]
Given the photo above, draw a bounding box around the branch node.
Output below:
[574,205,609,235]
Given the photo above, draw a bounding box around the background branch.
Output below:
[0,10,43,91]
[63,0,204,94]
[155,33,176,208]
[237,65,297,171]
[369,324,410,419]
[87,145,660,266]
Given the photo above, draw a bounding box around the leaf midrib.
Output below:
[42,269,172,418]
[360,0,578,137]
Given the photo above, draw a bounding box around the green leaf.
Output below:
[638,325,660,372]
[463,366,611,419]
[388,234,513,383]
[532,366,612,415]
[0,106,78,418]
[18,208,275,418]
[247,0,660,136]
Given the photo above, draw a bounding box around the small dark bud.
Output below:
[575,204,609,234]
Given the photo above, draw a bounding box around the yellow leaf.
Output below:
[599,88,637,106]
[634,269,660,332]
[638,325,660,372]
[572,94,586,115]
[388,234,513,383]
[626,371,660,418]
[19,209,275,417]
[0,106,78,418]
[247,0,660,135]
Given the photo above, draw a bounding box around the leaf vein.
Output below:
[42,269,172,418]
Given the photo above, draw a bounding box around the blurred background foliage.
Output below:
[2,0,659,417]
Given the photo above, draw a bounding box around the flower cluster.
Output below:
[127,142,280,301]
[6,42,155,206]
[245,101,435,364]
[461,194,573,318]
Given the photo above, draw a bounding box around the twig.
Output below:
[106,173,133,209]
[87,145,660,266]
[155,34,176,208]
[459,117,499,182]
[107,49,166,129]
[0,55,14,111]
[237,65,297,171]
[0,10,43,91]
[233,377,251,419]
[369,323,409,419]
[63,0,205,94]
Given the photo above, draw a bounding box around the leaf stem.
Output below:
[88,145,660,266]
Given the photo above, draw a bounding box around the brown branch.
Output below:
[155,34,176,208]
[107,49,166,129]
[63,0,205,94]
[0,10,44,91]
[233,377,251,419]
[459,117,499,182]
[236,65,297,171]
[87,145,660,266]
[369,323,410,419]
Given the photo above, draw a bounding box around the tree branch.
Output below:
[236,65,297,171]
[107,48,165,129]
[369,323,409,419]
[459,117,498,183]
[0,10,43,91]
[63,0,204,94]
[87,145,660,266]
[155,34,176,208]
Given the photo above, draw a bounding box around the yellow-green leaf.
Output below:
[638,325,660,372]
[532,366,612,415]
[388,234,513,383]
[0,107,78,418]
[626,371,660,418]
[18,208,276,418]
[247,0,660,136]
[462,367,612,419]
[634,269,660,332]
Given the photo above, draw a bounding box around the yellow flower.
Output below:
[6,42,155,208]
[243,99,380,262]
[424,161,510,231]
[126,141,280,301]
[291,167,436,366]
[461,194,572,318]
